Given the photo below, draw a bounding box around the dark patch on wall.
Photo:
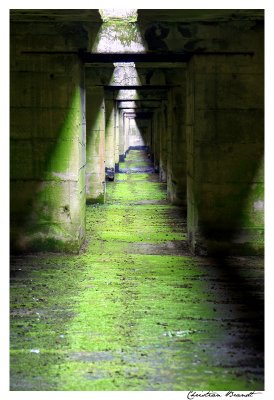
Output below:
[99,69,115,85]
[211,38,229,50]
[250,19,264,32]
[145,70,153,84]
[184,39,206,52]
[144,24,169,51]
[198,21,220,26]
[177,24,196,38]
[55,22,89,50]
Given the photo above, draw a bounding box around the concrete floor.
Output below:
[10,150,264,391]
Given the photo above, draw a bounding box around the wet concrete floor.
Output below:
[10,150,264,391]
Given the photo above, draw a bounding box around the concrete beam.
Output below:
[118,100,161,109]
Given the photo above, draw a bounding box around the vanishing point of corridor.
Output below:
[10,150,264,391]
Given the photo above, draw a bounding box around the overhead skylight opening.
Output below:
[112,62,141,86]
[92,10,146,53]
[99,9,137,22]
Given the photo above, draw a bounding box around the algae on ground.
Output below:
[10,150,264,391]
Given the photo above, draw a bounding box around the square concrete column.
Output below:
[159,101,167,182]
[124,115,130,156]
[152,111,160,173]
[114,103,120,172]
[166,81,187,206]
[104,98,116,180]
[147,119,153,151]
[10,54,86,252]
[119,110,125,162]
[186,54,264,255]
[85,80,106,204]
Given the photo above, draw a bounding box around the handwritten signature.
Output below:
[187,391,262,399]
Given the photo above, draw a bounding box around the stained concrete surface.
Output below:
[10,150,264,391]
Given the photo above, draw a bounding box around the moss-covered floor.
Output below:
[10,150,264,391]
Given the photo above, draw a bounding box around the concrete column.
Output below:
[186,54,264,255]
[166,90,173,200]
[149,116,154,161]
[114,103,120,172]
[147,119,153,151]
[124,115,130,156]
[119,110,125,162]
[85,79,106,204]
[10,54,86,252]
[159,101,167,182]
[152,111,160,173]
[167,79,187,206]
[105,98,116,180]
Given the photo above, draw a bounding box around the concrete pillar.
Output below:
[10,54,86,252]
[147,119,153,151]
[152,111,160,173]
[114,103,120,172]
[186,54,264,255]
[85,79,106,204]
[167,79,187,206]
[166,90,173,200]
[124,115,130,156]
[159,101,167,182]
[119,110,125,162]
[104,98,116,180]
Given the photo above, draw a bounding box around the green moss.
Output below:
[86,193,105,205]
[86,204,186,243]
[12,88,85,253]
[45,89,82,177]
[10,151,264,390]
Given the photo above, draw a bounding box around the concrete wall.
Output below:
[186,54,264,255]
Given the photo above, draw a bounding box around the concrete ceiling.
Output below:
[10,9,263,23]
[9,9,102,22]
[137,9,264,22]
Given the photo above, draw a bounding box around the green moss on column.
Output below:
[105,99,116,173]
[10,54,86,253]
[86,82,106,204]
[159,102,167,182]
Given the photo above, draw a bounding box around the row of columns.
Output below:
[10,53,263,255]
